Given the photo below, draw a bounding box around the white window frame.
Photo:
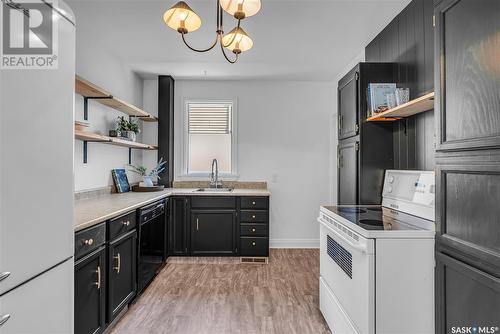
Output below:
[180,98,238,180]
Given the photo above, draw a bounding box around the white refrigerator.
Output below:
[0,1,75,332]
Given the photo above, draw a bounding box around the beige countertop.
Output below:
[74,188,271,232]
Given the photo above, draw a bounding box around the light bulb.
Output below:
[163,1,201,34]
[220,0,261,19]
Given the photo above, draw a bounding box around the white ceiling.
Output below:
[66,0,410,80]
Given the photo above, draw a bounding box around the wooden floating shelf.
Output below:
[75,130,157,150]
[75,75,158,122]
[367,92,435,122]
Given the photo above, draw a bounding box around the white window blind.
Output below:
[188,103,232,134]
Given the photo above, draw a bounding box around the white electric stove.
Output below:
[318,170,435,334]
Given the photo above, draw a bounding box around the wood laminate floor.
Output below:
[110,249,330,334]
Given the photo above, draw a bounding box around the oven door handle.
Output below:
[318,217,368,254]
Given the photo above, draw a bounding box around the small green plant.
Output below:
[116,116,140,134]
[128,157,167,178]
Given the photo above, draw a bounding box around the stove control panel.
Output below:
[382,170,435,221]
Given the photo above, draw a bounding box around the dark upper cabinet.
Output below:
[75,247,106,334]
[191,210,237,255]
[338,137,358,205]
[169,197,189,255]
[338,70,359,139]
[435,252,500,334]
[107,230,137,322]
[435,0,500,151]
[337,63,395,205]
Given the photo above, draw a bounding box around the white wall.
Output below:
[172,80,334,247]
[72,2,147,191]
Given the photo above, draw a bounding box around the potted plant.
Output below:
[116,116,140,142]
[128,158,167,187]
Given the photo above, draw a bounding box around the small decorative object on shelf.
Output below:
[116,116,140,142]
[367,83,397,117]
[108,129,118,137]
[111,169,131,193]
[385,93,397,109]
[128,157,167,188]
[395,88,410,105]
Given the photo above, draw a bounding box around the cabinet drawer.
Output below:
[240,224,268,237]
[109,211,137,240]
[240,237,268,257]
[75,223,106,261]
[191,196,236,209]
[240,197,269,209]
[240,210,268,223]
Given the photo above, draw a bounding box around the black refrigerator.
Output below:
[337,62,396,205]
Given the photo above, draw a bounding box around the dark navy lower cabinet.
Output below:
[435,252,500,333]
[107,230,137,322]
[74,246,106,334]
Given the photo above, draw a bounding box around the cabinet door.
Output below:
[75,247,106,334]
[338,139,359,205]
[338,70,359,139]
[435,164,500,273]
[169,197,188,255]
[191,210,236,255]
[435,0,500,151]
[436,252,500,334]
[108,231,137,322]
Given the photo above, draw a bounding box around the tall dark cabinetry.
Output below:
[365,0,435,171]
[434,0,500,332]
[337,63,396,205]
[158,76,175,187]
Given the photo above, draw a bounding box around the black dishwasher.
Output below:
[137,200,167,295]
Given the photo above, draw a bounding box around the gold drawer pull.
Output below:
[252,201,256,205]
[252,228,256,232]
[252,215,256,219]
[122,221,130,226]
[252,242,256,246]
[95,266,101,290]
[114,253,121,274]
[84,239,93,246]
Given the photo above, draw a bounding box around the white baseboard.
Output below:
[270,238,319,249]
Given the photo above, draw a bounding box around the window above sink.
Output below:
[181,100,238,179]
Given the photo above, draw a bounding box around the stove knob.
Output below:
[387,176,395,183]
[387,186,393,193]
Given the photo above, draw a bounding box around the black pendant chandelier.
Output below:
[163,0,261,64]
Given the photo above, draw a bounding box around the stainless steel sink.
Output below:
[193,188,234,192]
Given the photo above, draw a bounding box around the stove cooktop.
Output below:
[322,205,430,232]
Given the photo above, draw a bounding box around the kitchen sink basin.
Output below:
[193,188,234,192]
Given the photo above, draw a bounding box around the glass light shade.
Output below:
[220,0,261,19]
[222,27,253,54]
[163,1,201,34]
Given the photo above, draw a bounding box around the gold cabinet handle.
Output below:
[252,242,256,246]
[196,218,199,231]
[252,215,256,219]
[252,228,256,232]
[252,201,256,205]
[114,253,121,274]
[122,221,130,227]
[84,238,93,246]
[95,266,101,290]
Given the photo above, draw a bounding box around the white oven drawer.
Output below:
[319,217,375,334]
[320,277,359,334]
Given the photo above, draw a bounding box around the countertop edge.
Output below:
[75,189,271,232]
